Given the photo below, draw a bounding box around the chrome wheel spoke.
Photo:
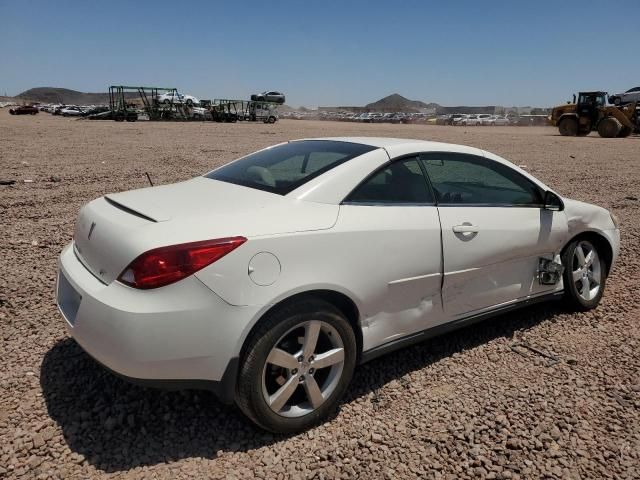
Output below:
[312,347,344,369]
[267,348,299,370]
[572,269,583,282]
[269,375,299,412]
[303,376,324,409]
[302,321,321,359]
[575,245,587,266]
[584,250,594,267]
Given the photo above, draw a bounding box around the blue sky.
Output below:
[1,0,639,107]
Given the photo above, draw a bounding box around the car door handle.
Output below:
[452,224,479,233]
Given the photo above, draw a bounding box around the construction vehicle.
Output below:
[549,91,638,138]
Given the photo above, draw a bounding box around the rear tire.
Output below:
[236,298,357,433]
[598,117,622,138]
[558,117,578,136]
[562,239,606,311]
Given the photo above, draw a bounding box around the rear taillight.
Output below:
[118,237,246,289]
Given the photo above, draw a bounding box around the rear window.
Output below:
[205,140,376,195]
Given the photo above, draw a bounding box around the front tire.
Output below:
[562,239,606,311]
[598,117,622,138]
[236,298,357,433]
[558,117,578,136]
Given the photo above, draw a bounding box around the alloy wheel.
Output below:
[572,241,602,302]
[261,320,345,418]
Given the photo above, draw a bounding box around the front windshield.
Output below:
[205,140,376,195]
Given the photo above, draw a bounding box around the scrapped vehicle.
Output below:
[52,105,67,115]
[451,114,467,125]
[190,106,212,120]
[9,105,38,115]
[251,91,286,104]
[57,138,619,433]
[462,114,481,126]
[492,116,511,126]
[157,92,200,106]
[608,87,640,106]
[82,106,110,117]
[61,106,85,117]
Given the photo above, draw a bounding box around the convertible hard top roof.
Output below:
[293,137,484,154]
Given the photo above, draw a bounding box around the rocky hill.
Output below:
[16,87,133,105]
[365,93,440,112]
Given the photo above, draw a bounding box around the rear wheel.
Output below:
[598,117,622,138]
[562,239,606,311]
[236,298,357,433]
[558,117,578,136]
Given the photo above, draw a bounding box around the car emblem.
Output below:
[88,222,96,240]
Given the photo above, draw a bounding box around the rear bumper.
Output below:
[56,243,261,402]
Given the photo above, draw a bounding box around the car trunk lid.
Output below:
[73,177,339,284]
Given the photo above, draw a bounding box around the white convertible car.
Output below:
[57,138,619,432]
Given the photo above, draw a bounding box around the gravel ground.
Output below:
[1,114,639,479]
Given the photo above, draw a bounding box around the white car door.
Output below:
[339,156,444,349]
[421,152,567,318]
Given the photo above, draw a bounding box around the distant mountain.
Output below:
[16,87,134,105]
[365,93,440,112]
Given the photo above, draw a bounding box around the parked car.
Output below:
[52,105,67,115]
[477,114,494,125]
[157,92,200,106]
[61,106,85,117]
[190,106,212,121]
[57,138,619,433]
[251,91,286,104]
[462,114,481,126]
[608,87,640,106]
[451,114,467,125]
[492,116,511,126]
[9,105,38,115]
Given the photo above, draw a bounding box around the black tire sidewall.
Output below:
[562,239,606,311]
[559,117,577,136]
[236,299,357,433]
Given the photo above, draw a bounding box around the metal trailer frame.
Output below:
[210,99,279,123]
[108,86,194,121]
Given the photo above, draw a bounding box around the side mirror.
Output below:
[544,191,564,211]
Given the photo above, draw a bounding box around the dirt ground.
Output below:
[1,113,639,479]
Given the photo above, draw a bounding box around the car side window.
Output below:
[345,157,434,205]
[420,153,542,206]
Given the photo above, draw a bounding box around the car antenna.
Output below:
[145,172,154,187]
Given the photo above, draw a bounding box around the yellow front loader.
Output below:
[549,91,637,138]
